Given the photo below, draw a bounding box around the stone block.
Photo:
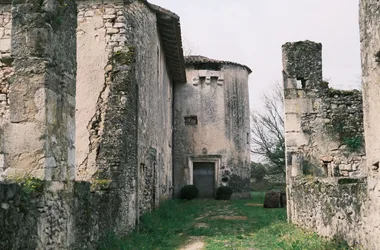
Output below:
[0,38,10,52]
[106,28,119,35]
[103,14,116,20]
[85,11,94,17]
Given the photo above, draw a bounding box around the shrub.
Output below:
[216,186,233,200]
[180,185,199,200]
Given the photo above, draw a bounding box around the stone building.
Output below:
[283,0,380,248]
[0,0,251,249]
[173,56,251,199]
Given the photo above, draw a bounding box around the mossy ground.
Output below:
[100,192,353,250]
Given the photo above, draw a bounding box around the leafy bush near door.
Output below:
[180,185,199,200]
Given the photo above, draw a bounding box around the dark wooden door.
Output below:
[193,162,215,198]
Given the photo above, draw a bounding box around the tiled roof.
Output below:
[185,55,252,73]
[145,1,187,83]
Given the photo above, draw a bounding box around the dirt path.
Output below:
[178,202,246,250]
[180,237,205,250]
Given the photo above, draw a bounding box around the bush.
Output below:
[180,185,199,200]
[216,186,233,200]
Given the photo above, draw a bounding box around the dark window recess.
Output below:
[247,133,250,144]
[287,153,293,166]
[322,163,328,177]
[184,115,198,125]
[375,51,380,63]
[296,77,307,89]
[373,161,379,171]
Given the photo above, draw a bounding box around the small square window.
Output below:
[184,115,198,125]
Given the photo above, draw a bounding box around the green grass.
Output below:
[99,192,353,250]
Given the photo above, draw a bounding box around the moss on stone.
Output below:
[0,57,14,66]
[91,179,112,191]
[110,46,136,66]
[328,110,364,152]
[338,178,360,185]
[4,176,46,200]
[344,136,364,152]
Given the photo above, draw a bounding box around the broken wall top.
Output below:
[282,40,322,85]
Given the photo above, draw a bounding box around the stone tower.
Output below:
[173,56,251,199]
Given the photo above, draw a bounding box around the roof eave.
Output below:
[147,2,187,84]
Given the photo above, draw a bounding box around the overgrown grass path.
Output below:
[101,192,350,250]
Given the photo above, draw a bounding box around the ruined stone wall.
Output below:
[283,41,369,247]
[124,1,174,215]
[283,41,365,183]
[1,0,77,181]
[173,64,251,198]
[359,0,380,248]
[0,180,137,250]
[289,178,367,246]
[0,4,11,179]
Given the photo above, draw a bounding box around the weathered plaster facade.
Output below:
[173,56,251,199]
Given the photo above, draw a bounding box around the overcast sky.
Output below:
[151,0,362,110]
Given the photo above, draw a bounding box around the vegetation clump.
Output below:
[110,46,136,66]
[91,179,112,191]
[216,186,233,200]
[21,177,45,196]
[343,136,363,152]
[328,111,364,153]
[180,185,199,200]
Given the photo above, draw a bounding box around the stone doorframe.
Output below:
[187,155,221,189]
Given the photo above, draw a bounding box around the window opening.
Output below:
[296,77,307,89]
[184,115,198,125]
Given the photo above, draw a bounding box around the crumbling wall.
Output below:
[0,0,77,249]
[1,0,77,181]
[289,178,367,246]
[173,62,251,198]
[283,41,365,183]
[359,0,380,248]
[284,41,367,246]
[76,1,129,181]
[0,180,138,250]
[0,4,12,179]
[76,0,139,234]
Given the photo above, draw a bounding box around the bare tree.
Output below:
[182,37,195,56]
[251,84,285,179]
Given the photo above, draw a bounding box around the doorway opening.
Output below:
[193,162,215,198]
